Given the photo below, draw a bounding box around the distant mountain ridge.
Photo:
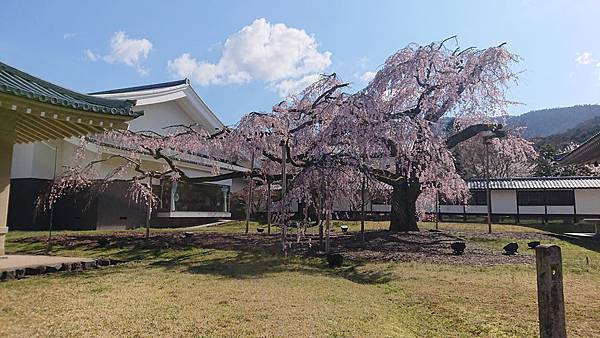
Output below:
[533,116,600,149]
[507,104,600,138]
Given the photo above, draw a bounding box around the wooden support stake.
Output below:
[245,151,255,234]
[360,175,366,242]
[267,180,271,235]
[535,245,567,338]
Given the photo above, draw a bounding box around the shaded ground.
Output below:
[13,228,536,266]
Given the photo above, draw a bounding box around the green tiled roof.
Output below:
[0,61,141,117]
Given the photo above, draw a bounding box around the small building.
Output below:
[8,79,246,231]
[438,176,600,223]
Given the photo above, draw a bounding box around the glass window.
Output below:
[159,180,229,212]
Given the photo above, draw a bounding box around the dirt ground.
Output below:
[13,228,543,266]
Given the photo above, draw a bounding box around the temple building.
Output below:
[0,61,141,254]
[7,73,245,232]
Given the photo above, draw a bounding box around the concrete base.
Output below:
[0,226,7,258]
[0,254,101,281]
[564,232,600,239]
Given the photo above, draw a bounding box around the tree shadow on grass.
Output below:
[548,234,600,254]
[166,250,394,285]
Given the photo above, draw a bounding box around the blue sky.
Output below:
[1,0,599,125]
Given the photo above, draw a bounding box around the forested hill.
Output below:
[533,116,600,149]
[508,104,600,138]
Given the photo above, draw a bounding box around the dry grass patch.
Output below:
[2,221,599,337]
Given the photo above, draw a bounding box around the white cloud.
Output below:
[359,71,376,83]
[84,49,100,61]
[63,32,76,40]
[575,52,595,65]
[103,31,153,75]
[274,74,323,97]
[167,18,332,96]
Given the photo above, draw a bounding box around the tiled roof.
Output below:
[467,176,600,190]
[0,61,141,117]
[89,79,188,95]
[558,131,600,165]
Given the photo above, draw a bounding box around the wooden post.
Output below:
[267,180,271,235]
[435,189,439,230]
[245,151,255,234]
[325,180,331,254]
[485,141,492,233]
[325,208,331,254]
[535,245,567,338]
[280,141,287,254]
[360,175,366,242]
[145,176,152,239]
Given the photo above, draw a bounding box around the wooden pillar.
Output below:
[245,151,255,234]
[0,109,17,257]
[360,175,365,241]
[169,181,177,212]
[435,189,439,230]
[572,189,577,224]
[543,188,548,225]
[535,245,567,338]
[516,190,521,225]
[280,141,287,253]
[267,180,271,235]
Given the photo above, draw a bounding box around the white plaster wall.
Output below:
[440,205,463,213]
[575,189,600,215]
[491,190,517,214]
[11,141,60,179]
[371,204,391,212]
[127,101,197,133]
[519,206,545,214]
[547,206,574,214]
[465,205,487,214]
[10,143,34,178]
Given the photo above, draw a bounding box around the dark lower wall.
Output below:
[8,178,98,231]
[8,179,230,231]
[8,178,52,231]
[52,189,98,231]
[95,181,147,230]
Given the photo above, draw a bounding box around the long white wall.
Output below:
[575,189,600,215]
[439,189,600,215]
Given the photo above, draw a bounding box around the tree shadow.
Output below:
[152,250,395,285]
[548,234,600,254]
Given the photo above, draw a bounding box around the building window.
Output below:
[158,180,229,212]
[517,190,545,206]
[468,190,487,205]
[545,190,574,206]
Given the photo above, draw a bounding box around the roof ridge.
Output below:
[0,61,136,111]
[89,79,188,95]
[468,176,600,181]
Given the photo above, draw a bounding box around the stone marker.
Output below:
[535,245,566,338]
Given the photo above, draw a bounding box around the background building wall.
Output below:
[575,189,600,214]
[491,190,517,214]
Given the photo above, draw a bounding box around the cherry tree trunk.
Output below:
[389,181,421,232]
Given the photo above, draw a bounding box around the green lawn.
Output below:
[1,221,599,337]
